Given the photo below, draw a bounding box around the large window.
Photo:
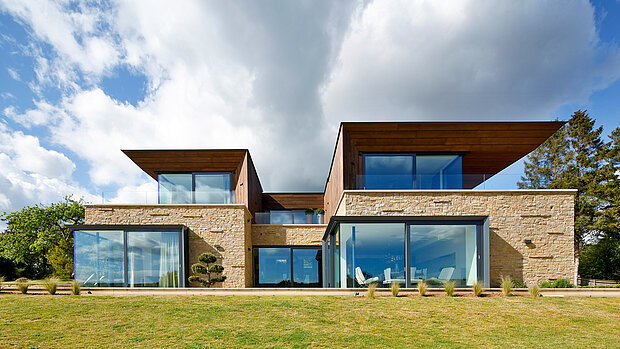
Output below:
[325,220,484,288]
[361,154,463,190]
[74,228,187,287]
[158,173,233,204]
[253,246,322,287]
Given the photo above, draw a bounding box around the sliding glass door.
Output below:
[253,246,322,287]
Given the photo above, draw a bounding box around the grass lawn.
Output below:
[1,295,619,348]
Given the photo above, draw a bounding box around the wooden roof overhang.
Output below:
[334,121,565,188]
[122,149,249,180]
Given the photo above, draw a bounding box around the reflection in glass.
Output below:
[269,210,309,224]
[410,225,477,286]
[416,155,462,189]
[292,249,321,287]
[127,231,180,287]
[363,155,414,189]
[254,248,290,286]
[339,223,405,288]
[158,174,192,204]
[74,230,124,286]
[194,173,232,204]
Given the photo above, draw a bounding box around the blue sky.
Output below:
[1,0,620,218]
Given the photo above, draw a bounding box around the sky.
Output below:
[1,0,620,221]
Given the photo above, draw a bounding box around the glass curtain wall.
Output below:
[326,221,480,288]
[253,247,322,287]
[410,224,477,286]
[158,173,233,204]
[339,223,405,288]
[74,230,125,286]
[74,229,184,287]
[361,154,463,189]
[415,155,462,189]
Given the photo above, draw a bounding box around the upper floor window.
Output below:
[158,173,233,204]
[361,154,462,190]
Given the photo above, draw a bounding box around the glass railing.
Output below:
[356,174,527,190]
[94,191,234,205]
[254,211,324,224]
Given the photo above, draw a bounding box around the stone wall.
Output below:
[251,225,327,246]
[337,190,576,286]
[85,205,252,288]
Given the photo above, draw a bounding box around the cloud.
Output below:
[7,67,20,80]
[322,0,620,122]
[1,0,620,220]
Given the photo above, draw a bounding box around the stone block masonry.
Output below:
[251,225,327,246]
[85,205,253,288]
[336,190,576,286]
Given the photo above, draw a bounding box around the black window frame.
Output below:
[253,245,323,288]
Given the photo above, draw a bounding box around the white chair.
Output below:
[437,267,455,281]
[355,267,380,287]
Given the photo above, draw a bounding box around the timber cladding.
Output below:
[262,193,324,210]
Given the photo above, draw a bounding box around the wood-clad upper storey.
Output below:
[262,193,324,210]
[323,121,564,220]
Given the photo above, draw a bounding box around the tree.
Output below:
[579,237,620,280]
[0,197,84,279]
[518,110,620,280]
[188,253,226,287]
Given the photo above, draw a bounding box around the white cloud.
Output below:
[322,0,620,121]
[7,67,20,81]
[1,0,620,218]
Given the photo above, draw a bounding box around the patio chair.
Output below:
[355,267,380,287]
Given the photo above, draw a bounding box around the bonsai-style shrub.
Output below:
[71,281,81,295]
[500,275,513,296]
[188,253,226,287]
[472,280,484,297]
[16,277,30,294]
[417,281,428,296]
[44,277,59,295]
[367,281,378,298]
[305,208,315,214]
[391,281,400,297]
[316,208,325,214]
[443,280,456,297]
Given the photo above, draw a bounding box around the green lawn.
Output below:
[1,295,619,348]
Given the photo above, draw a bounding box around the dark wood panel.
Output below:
[262,193,324,210]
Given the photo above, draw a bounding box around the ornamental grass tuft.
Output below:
[16,277,29,294]
[443,280,456,297]
[44,277,59,295]
[71,281,81,295]
[0,276,4,291]
[529,284,541,297]
[417,281,428,297]
[367,282,378,298]
[472,280,484,297]
[500,275,513,296]
[390,282,400,297]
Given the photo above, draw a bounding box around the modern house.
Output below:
[71,122,576,289]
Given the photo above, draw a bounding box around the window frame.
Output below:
[252,245,323,288]
[157,171,234,204]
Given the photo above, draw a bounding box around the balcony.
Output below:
[254,210,323,224]
[356,173,524,190]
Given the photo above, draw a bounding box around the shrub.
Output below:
[391,282,400,297]
[552,278,575,288]
[44,277,59,295]
[16,277,29,294]
[417,281,428,296]
[305,208,315,214]
[472,280,484,297]
[71,281,81,295]
[188,253,226,287]
[512,279,527,288]
[500,275,513,296]
[368,282,378,298]
[529,284,541,297]
[539,278,575,288]
[316,208,325,214]
[443,280,456,297]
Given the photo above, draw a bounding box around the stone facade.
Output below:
[85,204,253,288]
[335,190,576,286]
[252,224,326,246]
